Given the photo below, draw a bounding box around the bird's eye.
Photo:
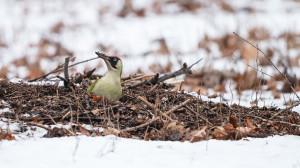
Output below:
[114,58,117,62]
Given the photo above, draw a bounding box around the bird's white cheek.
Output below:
[116,62,122,70]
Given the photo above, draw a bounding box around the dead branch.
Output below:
[270,101,300,120]
[158,59,202,83]
[29,56,100,82]
[56,57,74,89]
[124,99,191,132]
[249,115,300,127]
[137,96,174,121]
[233,32,300,101]
[121,74,143,81]
[128,73,159,89]
[64,57,70,81]
[128,59,202,89]
[122,74,156,84]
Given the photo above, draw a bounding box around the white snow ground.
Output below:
[0,135,300,168]
[1,0,300,167]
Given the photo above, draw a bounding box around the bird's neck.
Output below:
[104,70,121,81]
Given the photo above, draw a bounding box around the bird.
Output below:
[87,52,122,101]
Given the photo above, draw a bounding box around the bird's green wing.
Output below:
[87,78,100,94]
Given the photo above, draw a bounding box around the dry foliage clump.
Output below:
[1,79,299,142]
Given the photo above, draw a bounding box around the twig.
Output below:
[158,59,202,83]
[62,111,71,120]
[46,114,58,125]
[27,122,51,131]
[150,84,158,91]
[128,74,159,89]
[184,105,214,127]
[124,99,191,132]
[29,56,100,82]
[64,57,70,82]
[270,102,300,120]
[122,74,156,84]
[233,55,274,78]
[129,59,202,89]
[249,115,300,127]
[137,96,174,121]
[233,32,300,101]
[121,74,142,81]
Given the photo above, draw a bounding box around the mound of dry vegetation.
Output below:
[1,76,299,142]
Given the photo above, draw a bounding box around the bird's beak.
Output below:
[95,52,111,67]
[95,52,109,61]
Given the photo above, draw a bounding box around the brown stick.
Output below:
[158,59,202,83]
[29,56,100,82]
[27,122,51,131]
[270,102,300,120]
[128,74,159,89]
[249,115,300,127]
[56,57,73,89]
[124,99,191,132]
[129,59,202,89]
[233,32,300,101]
[46,114,58,125]
[121,74,143,81]
[137,96,174,121]
[122,74,156,84]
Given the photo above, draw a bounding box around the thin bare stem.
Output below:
[124,99,191,132]
[233,32,300,101]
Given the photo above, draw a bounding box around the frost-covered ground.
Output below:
[1,0,300,167]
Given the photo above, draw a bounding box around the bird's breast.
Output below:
[92,74,122,100]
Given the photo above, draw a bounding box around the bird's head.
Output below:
[96,52,122,76]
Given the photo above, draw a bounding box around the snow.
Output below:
[1,0,300,167]
[0,135,299,168]
[1,0,300,76]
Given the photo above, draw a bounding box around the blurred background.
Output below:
[1,0,300,101]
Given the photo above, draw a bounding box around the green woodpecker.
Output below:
[87,53,122,101]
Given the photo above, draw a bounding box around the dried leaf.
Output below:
[164,121,186,141]
[103,127,121,136]
[229,117,239,128]
[272,91,281,99]
[295,127,300,136]
[32,116,39,123]
[223,123,236,134]
[190,126,207,143]
[267,78,277,90]
[51,22,64,34]
[244,117,255,129]
[95,129,101,136]
[212,126,228,140]
[79,125,91,136]
[119,131,131,138]
[91,109,100,115]
[156,38,169,55]
[214,85,226,92]
[236,127,252,137]
[44,127,72,138]
[0,130,16,141]
[208,93,218,99]
[241,43,257,62]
